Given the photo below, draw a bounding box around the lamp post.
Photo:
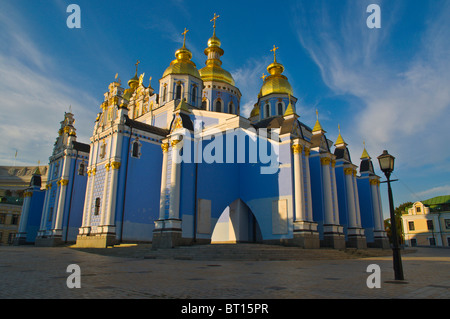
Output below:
[377,150,404,281]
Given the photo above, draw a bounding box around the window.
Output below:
[429,238,436,246]
[408,221,415,231]
[427,220,434,231]
[131,141,140,158]
[11,215,19,225]
[78,162,85,176]
[202,99,207,110]
[94,197,101,215]
[277,103,283,115]
[229,103,234,114]
[0,214,5,224]
[215,100,222,112]
[416,206,421,213]
[162,85,167,103]
[192,86,197,105]
[265,103,270,117]
[410,238,417,246]
[175,84,182,100]
[99,142,106,159]
[445,219,450,230]
[48,207,53,222]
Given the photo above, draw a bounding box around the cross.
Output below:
[211,13,220,29]
[182,28,189,47]
[135,60,140,74]
[270,45,279,62]
[261,73,267,81]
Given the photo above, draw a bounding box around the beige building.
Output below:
[0,166,48,245]
[401,196,450,247]
[0,198,22,245]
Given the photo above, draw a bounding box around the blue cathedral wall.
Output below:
[309,154,325,239]
[178,128,294,242]
[357,176,375,242]
[61,156,88,242]
[115,134,163,242]
[334,165,349,236]
[25,188,45,243]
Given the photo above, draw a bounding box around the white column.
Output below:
[330,159,340,225]
[168,139,182,220]
[321,157,334,225]
[104,161,120,227]
[370,179,383,231]
[54,155,71,234]
[292,144,305,221]
[344,167,357,227]
[304,148,313,221]
[17,192,32,236]
[352,171,362,227]
[159,143,169,220]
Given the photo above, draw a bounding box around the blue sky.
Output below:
[0,0,449,217]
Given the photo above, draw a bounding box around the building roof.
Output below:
[421,195,450,206]
[124,116,170,137]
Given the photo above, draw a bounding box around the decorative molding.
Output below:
[291,144,303,154]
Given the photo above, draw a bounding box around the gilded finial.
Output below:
[361,141,371,159]
[270,45,279,62]
[182,28,189,47]
[335,124,347,146]
[313,109,325,133]
[261,73,267,81]
[211,13,220,35]
[135,60,140,75]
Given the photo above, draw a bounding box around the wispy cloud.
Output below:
[231,56,270,117]
[0,3,97,166]
[293,0,450,170]
[415,185,450,200]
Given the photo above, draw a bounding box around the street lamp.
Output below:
[377,150,404,281]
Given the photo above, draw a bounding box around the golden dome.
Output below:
[199,64,235,86]
[162,29,201,80]
[162,47,201,79]
[260,61,293,97]
[250,103,260,117]
[199,19,235,86]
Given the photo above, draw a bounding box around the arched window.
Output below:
[277,103,283,115]
[162,85,167,103]
[94,197,101,215]
[229,103,234,114]
[201,99,207,110]
[175,84,182,100]
[132,141,140,158]
[78,162,85,176]
[265,103,270,117]
[216,100,222,112]
[192,86,197,105]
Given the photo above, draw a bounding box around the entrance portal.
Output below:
[211,199,262,243]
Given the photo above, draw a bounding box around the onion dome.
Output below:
[260,46,293,97]
[199,14,235,86]
[162,28,201,79]
[250,103,260,117]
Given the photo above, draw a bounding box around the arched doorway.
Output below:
[211,199,262,244]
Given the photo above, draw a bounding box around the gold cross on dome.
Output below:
[182,28,189,47]
[261,73,267,81]
[271,45,279,62]
[211,13,220,29]
[135,60,140,74]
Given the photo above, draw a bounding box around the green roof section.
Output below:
[421,195,450,206]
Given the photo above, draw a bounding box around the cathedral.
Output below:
[15,16,389,250]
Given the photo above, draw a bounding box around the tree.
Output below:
[384,201,413,245]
